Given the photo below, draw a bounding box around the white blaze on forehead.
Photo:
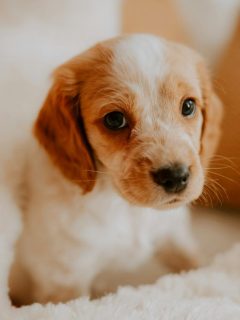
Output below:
[112,34,169,127]
[112,34,168,84]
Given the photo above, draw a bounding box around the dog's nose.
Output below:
[151,164,190,193]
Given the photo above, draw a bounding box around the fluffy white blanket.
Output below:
[0,195,240,320]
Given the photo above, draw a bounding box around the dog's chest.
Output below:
[53,190,156,272]
[24,171,157,278]
[71,198,185,272]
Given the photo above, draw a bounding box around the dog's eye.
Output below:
[103,111,127,130]
[181,99,196,117]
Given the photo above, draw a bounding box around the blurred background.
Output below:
[1,0,240,259]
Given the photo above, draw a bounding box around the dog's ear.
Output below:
[34,60,96,193]
[198,63,223,167]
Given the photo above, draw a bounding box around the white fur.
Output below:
[11,137,197,302]
[112,35,167,129]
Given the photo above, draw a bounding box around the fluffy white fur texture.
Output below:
[0,201,240,320]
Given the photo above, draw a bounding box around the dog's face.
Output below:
[35,35,222,209]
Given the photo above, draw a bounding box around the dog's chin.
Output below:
[153,189,204,210]
[111,175,204,211]
[114,188,192,211]
[116,187,203,211]
[153,197,191,210]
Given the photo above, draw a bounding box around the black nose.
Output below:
[152,164,190,193]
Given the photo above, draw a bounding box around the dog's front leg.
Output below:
[154,207,201,273]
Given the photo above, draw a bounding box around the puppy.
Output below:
[10,34,222,304]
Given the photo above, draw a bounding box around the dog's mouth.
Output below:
[167,198,179,204]
[159,196,188,209]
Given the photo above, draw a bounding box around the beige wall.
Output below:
[122,0,189,44]
[214,17,240,208]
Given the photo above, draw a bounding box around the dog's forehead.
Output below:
[112,35,167,85]
[110,35,201,98]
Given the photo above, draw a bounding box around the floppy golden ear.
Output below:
[34,65,96,193]
[199,64,223,167]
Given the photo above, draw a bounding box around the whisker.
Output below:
[206,165,237,170]
[195,191,209,207]
[210,154,240,167]
[202,185,215,207]
[204,176,228,205]
[208,183,223,206]
[207,170,240,185]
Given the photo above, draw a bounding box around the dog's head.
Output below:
[35,35,222,209]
